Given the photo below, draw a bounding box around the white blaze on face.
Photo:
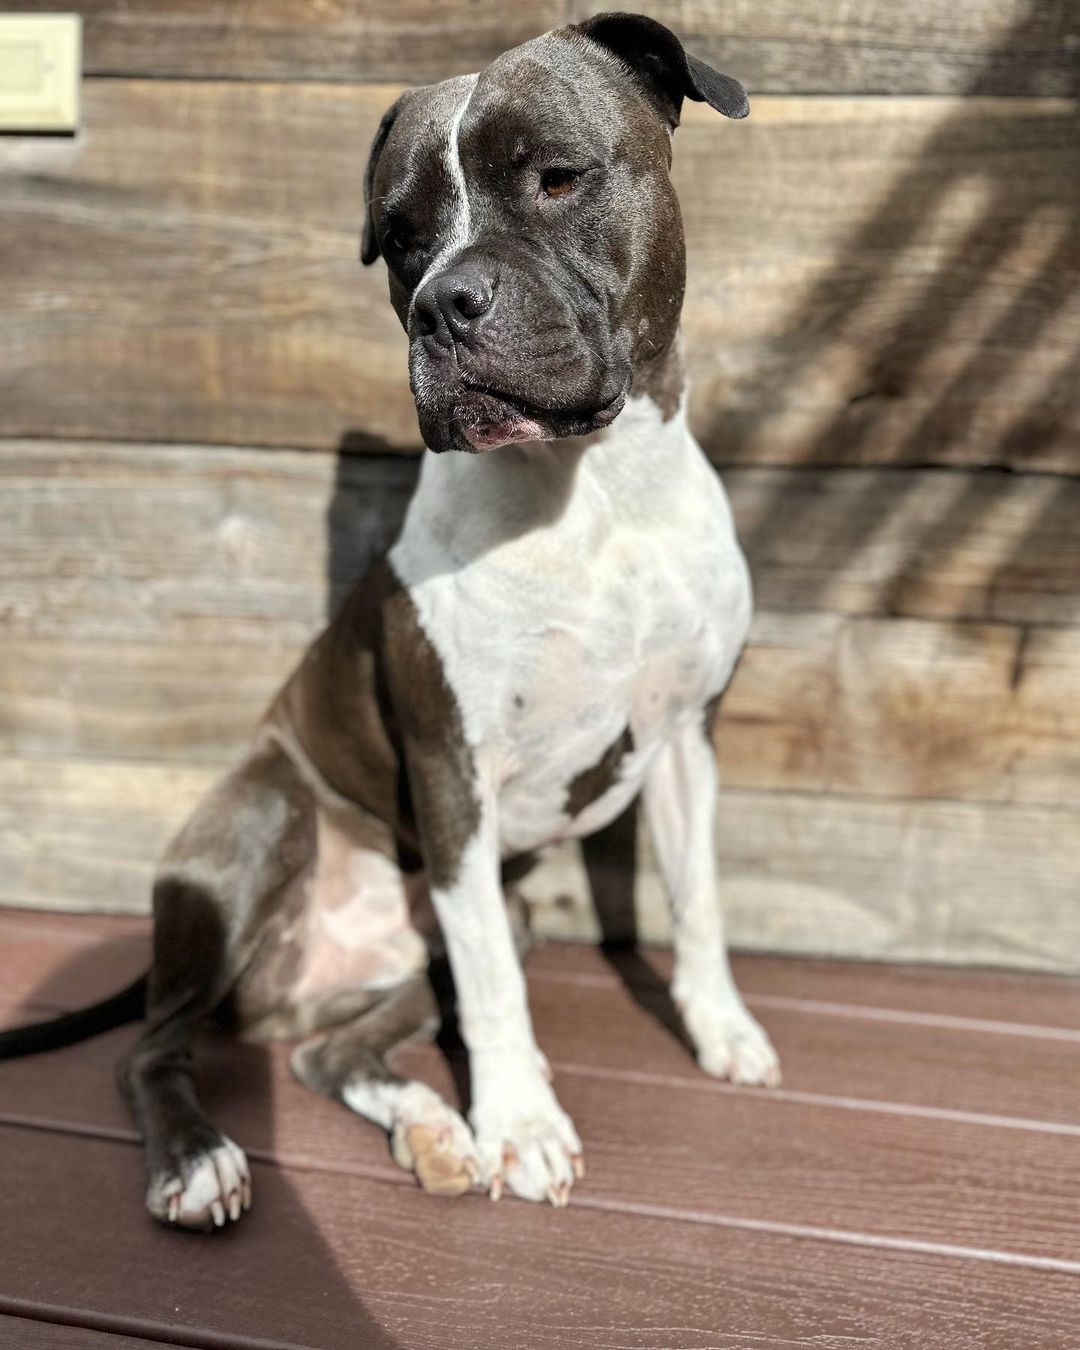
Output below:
[409,72,479,321]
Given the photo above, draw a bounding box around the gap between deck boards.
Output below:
[2,1116,1078,1284]
[0,1300,299,1350]
[5,914,1080,1290]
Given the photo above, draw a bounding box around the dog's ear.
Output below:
[361,92,410,266]
[575,12,748,128]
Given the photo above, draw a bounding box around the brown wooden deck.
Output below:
[1,908,1078,1349]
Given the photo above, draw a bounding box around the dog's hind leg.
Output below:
[118,737,314,1230]
[291,974,480,1198]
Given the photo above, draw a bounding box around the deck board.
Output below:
[2,911,1079,1347]
[2,1124,1079,1350]
[0,1317,172,1349]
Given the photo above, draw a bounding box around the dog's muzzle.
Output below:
[409,261,630,453]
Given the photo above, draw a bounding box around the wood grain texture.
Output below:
[2,917,1080,1350]
[5,614,1079,808]
[2,86,1077,470]
[0,1318,171,1350]
[2,442,1077,964]
[8,908,1080,1039]
[7,0,1078,95]
[531,941,1080,1033]
[0,81,417,454]
[5,0,567,85]
[4,1127,1078,1350]
[729,465,1080,627]
[3,754,1078,970]
[520,790,1080,971]
[0,442,412,645]
[7,1024,1080,1269]
[8,918,1080,1159]
[723,613,1080,806]
[3,442,1078,802]
[679,97,1080,473]
[4,444,1077,643]
[595,0,1080,97]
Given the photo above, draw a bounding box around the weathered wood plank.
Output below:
[2,86,1077,470]
[680,97,1080,473]
[723,613,1080,806]
[0,637,294,763]
[601,0,1080,97]
[519,791,1080,972]
[3,443,1078,812]
[0,757,211,915]
[5,614,1079,808]
[2,439,1076,963]
[2,444,1077,641]
[0,442,413,645]
[0,81,416,454]
[730,464,1080,626]
[5,0,567,86]
[3,754,1077,971]
[7,0,1078,95]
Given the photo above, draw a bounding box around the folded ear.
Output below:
[361,92,410,266]
[574,12,748,128]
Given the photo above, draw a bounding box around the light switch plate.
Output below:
[0,13,81,133]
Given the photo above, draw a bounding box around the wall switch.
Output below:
[0,14,81,133]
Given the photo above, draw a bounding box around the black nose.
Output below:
[413,265,494,349]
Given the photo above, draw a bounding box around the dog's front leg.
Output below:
[411,758,582,1206]
[643,718,781,1087]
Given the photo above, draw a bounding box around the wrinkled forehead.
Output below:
[371,32,635,214]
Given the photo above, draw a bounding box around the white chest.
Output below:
[390,399,751,854]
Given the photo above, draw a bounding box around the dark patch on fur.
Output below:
[565,725,635,818]
[269,558,479,891]
[380,570,482,890]
[291,975,440,1101]
[116,882,236,1217]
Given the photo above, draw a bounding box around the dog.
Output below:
[0,11,779,1227]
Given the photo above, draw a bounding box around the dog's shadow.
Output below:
[8,931,403,1350]
[580,808,692,1053]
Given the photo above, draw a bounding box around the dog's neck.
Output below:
[393,340,694,581]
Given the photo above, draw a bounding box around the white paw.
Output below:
[146,1137,252,1230]
[389,1082,479,1198]
[470,1060,583,1206]
[686,1000,781,1087]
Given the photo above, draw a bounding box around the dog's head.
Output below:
[362,12,748,453]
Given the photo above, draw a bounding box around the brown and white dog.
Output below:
[0,12,780,1227]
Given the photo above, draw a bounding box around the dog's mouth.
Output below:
[451,381,628,453]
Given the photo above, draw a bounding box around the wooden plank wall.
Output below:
[1,1,1078,970]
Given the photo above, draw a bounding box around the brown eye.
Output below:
[541,168,579,199]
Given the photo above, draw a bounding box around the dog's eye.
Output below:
[383,221,413,255]
[541,168,579,199]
